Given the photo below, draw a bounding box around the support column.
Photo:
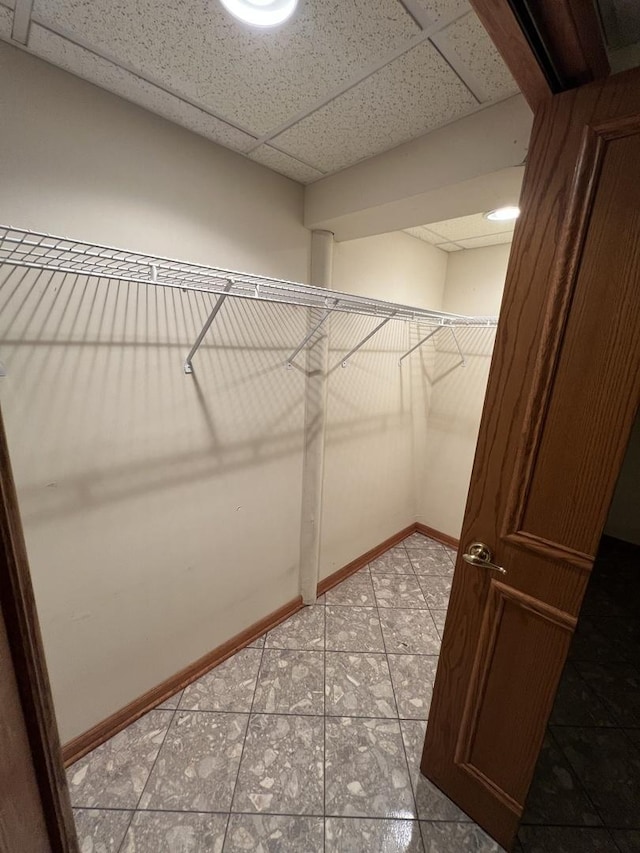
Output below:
[298,230,333,603]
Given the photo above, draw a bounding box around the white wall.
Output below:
[0,43,310,741]
[605,410,640,545]
[320,232,447,577]
[417,243,511,538]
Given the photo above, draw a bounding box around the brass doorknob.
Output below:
[462,542,507,574]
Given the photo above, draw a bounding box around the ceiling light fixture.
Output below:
[219,0,298,27]
[485,206,521,222]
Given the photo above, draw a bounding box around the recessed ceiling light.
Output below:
[485,206,520,222]
[219,0,298,27]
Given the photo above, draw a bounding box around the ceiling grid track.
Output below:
[0,0,520,183]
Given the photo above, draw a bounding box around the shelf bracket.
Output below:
[450,327,466,368]
[398,325,443,365]
[340,313,397,368]
[286,301,337,369]
[184,279,234,375]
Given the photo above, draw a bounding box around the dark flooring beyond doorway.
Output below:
[519,536,640,853]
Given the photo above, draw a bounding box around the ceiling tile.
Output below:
[271,40,477,173]
[412,0,469,24]
[456,232,514,249]
[438,11,518,100]
[404,226,443,245]
[0,4,12,36]
[32,0,419,136]
[438,242,463,251]
[248,145,324,184]
[426,211,516,241]
[29,25,256,152]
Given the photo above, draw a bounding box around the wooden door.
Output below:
[421,68,640,850]
[0,407,78,852]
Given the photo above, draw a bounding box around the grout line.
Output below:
[374,555,421,820]
[222,632,268,847]
[114,705,181,852]
[323,588,327,853]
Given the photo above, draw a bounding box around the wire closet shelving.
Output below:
[0,226,498,372]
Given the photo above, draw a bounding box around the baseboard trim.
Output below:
[63,520,453,766]
[416,522,460,551]
[316,524,417,596]
[62,595,303,767]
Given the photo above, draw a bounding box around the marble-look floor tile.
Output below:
[232,714,324,815]
[573,660,640,727]
[517,826,619,853]
[549,662,614,727]
[156,690,184,710]
[248,634,266,649]
[372,576,428,609]
[388,655,438,720]
[611,829,640,853]
[403,534,442,552]
[121,811,228,852]
[551,725,640,828]
[73,808,132,853]
[369,548,415,575]
[224,814,324,852]
[325,717,415,818]
[416,576,452,609]
[253,649,324,715]
[326,606,385,653]
[623,727,640,748]
[400,720,469,822]
[139,711,247,812]
[522,732,601,826]
[419,821,503,852]
[265,606,325,650]
[379,609,441,655]
[179,649,262,713]
[430,610,447,638]
[325,652,397,718]
[67,710,173,808]
[408,551,454,576]
[325,817,424,852]
[325,573,376,607]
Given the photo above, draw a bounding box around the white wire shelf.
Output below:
[0,225,498,373]
[0,226,497,325]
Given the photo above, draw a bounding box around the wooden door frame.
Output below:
[0,406,78,852]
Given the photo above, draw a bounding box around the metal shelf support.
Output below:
[398,326,443,365]
[450,327,466,368]
[184,280,234,374]
[286,301,337,369]
[340,313,397,368]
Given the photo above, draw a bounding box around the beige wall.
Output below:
[0,44,310,741]
[605,410,640,546]
[320,232,447,577]
[417,243,511,539]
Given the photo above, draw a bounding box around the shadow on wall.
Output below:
[0,268,417,526]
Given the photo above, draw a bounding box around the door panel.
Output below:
[422,68,640,850]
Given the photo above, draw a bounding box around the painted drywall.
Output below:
[417,243,511,539]
[320,231,447,578]
[605,410,640,546]
[0,43,310,741]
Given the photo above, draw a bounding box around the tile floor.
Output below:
[520,535,640,853]
[68,532,505,852]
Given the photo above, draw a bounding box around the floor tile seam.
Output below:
[117,704,181,852]
[545,726,610,830]
[373,595,419,820]
[323,585,327,853]
[224,632,269,844]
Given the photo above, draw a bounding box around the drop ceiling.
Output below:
[0,0,519,184]
[405,211,516,251]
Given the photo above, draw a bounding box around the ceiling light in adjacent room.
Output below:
[485,206,521,222]
[219,0,298,27]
